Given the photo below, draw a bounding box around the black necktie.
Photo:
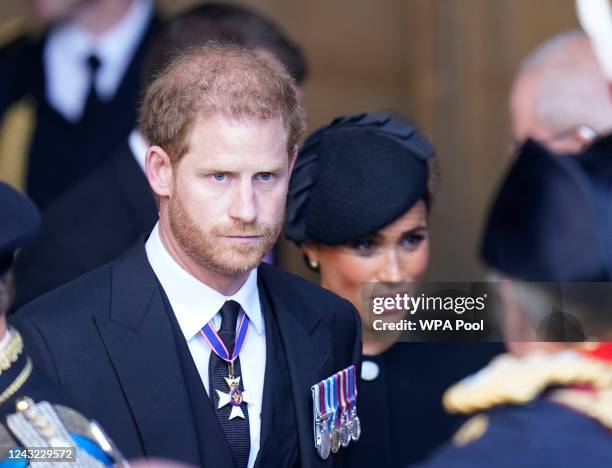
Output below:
[208,300,250,468]
[82,54,102,122]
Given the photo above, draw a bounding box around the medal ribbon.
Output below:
[325,378,332,417]
[348,365,357,406]
[317,381,326,417]
[200,309,250,363]
[330,375,339,429]
[336,370,344,428]
[343,368,351,416]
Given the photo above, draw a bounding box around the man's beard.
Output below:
[168,194,283,276]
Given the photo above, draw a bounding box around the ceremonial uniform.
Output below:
[12,234,361,467]
[0,0,160,208]
[418,350,612,468]
[0,328,126,467]
[0,182,127,466]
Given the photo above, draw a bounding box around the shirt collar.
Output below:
[145,223,264,342]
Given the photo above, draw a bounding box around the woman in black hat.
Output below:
[285,113,497,466]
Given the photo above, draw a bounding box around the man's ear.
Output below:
[288,145,298,175]
[146,146,174,198]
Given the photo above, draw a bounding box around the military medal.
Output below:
[348,365,361,441]
[200,312,250,420]
[312,381,332,459]
[312,365,359,458]
[319,426,331,459]
[215,376,250,420]
[328,378,341,454]
[338,369,350,448]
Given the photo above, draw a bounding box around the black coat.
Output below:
[12,143,157,309]
[11,243,362,467]
[346,343,502,468]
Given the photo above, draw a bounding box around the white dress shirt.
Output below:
[43,0,154,122]
[145,223,266,468]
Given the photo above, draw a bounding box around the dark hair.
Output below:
[141,2,308,93]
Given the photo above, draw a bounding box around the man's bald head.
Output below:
[510,30,612,154]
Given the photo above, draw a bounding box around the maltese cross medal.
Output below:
[216,376,249,420]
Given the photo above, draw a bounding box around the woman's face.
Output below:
[304,200,429,322]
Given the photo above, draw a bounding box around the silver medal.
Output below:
[318,427,331,459]
[350,415,361,441]
[339,412,350,447]
[331,426,340,454]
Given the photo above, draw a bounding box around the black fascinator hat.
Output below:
[285,113,435,245]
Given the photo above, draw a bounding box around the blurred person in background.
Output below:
[417,136,612,468]
[0,181,130,466]
[510,30,612,154]
[0,0,160,208]
[11,2,308,309]
[285,112,501,467]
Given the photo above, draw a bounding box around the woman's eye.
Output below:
[401,233,425,248]
[213,173,226,181]
[349,239,377,253]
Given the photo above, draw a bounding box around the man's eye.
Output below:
[257,172,273,181]
[213,173,226,181]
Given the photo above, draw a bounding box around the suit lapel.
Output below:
[256,279,298,467]
[93,245,200,465]
[258,264,333,467]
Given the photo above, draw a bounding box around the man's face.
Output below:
[167,115,294,276]
[32,0,92,23]
[510,70,594,154]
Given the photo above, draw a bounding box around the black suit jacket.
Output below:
[12,143,157,309]
[11,243,361,467]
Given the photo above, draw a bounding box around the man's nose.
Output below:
[228,180,257,224]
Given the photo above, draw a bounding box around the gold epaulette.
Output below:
[443,351,612,414]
